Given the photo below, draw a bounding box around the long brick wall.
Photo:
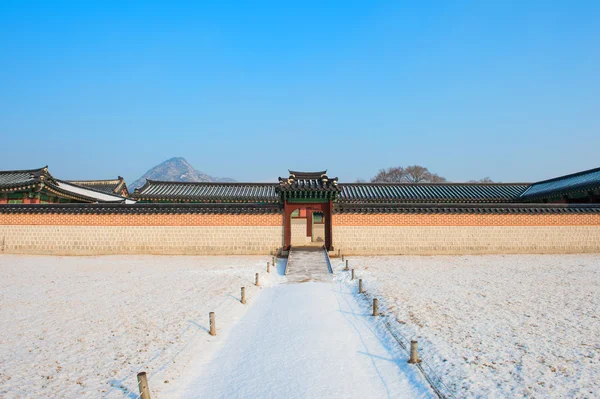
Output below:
[1,209,600,255]
[0,213,282,226]
[0,213,283,255]
[332,214,600,255]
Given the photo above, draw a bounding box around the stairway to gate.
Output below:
[285,246,332,283]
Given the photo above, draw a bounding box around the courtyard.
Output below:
[0,254,598,398]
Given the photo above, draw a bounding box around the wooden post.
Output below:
[351,269,355,280]
[241,287,246,304]
[345,260,349,271]
[337,249,341,257]
[209,312,216,336]
[342,254,345,261]
[359,279,364,293]
[272,256,276,268]
[267,262,271,273]
[255,273,260,287]
[408,340,420,364]
[137,372,151,399]
[373,298,379,316]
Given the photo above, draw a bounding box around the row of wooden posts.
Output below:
[136,258,276,398]
[135,255,421,398]
[211,267,264,336]
[344,257,420,365]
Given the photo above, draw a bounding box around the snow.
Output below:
[0,255,271,398]
[171,263,431,398]
[55,180,127,202]
[2,252,597,398]
[333,254,600,398]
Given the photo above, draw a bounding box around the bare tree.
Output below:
[354,178,367,183]
[429,173,448,183]
[404,165,430,183]
[370,167,406,183]
[468,177,494,183]
[370,165,447,183]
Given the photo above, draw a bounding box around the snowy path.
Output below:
[285,246,331,283]
[174,277,429,398]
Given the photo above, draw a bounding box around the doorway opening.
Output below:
[284,201,332,250]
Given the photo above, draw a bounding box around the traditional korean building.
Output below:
[0,167,130,204]
[66,177,129,198]
[0,166,599,256]
[129,168,600,251]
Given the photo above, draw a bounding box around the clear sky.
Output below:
[1,1,599,183]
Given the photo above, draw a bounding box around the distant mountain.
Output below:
[129,157,236,189]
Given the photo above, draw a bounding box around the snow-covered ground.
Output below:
[3,253,598,398]
[0,255,272,398]
[334,254,600,398]
[172,282,430,399]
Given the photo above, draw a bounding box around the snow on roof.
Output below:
[54,180,131,203]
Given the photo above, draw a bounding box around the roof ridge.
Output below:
[0,166,48,174]
[339,182,531,186]
[145,179,277,186]
[529,166,600,186]
[54,179,127,199]
[67,179,121,184]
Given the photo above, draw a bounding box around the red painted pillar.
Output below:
[324,200,333,251]
[283,201,292,250]
[306,210,313,238]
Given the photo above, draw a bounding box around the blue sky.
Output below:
[0,1,599,183]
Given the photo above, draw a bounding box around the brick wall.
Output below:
[313,224,325,243]
[0,213,282,226]
[333,213,600,226]
[0,213,283,255]
[290,218,310,245]
[332,214,600,255]
[1,211,600,255]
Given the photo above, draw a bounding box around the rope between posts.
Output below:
[341,259,459,399]
[380,318,458,399]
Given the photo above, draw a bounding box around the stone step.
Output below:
[285,247,331,283]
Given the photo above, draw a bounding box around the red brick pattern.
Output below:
[0,213,283,226]
[333,213,600,226]
[1,212,599,228]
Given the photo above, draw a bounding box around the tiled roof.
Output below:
[0,166,129,203]
[50,180,131,203]
[288,170,328,179]
[0,166,51,190]
[338,183,530,203]
[1,202,598,215]
[278,171,340,194]
[335,203,600,214]
[133,180,279,202]
[520,167,600,201]
[0,203,281,214]
[67,177,128,196]
[131,179,529,203]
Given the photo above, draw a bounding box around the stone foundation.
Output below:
[332,213,600,255]
[332,225,600,255]
[0,225,283,255]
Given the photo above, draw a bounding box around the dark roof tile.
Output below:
[66,177,128,196]
[338,183,529,203]
[133,180,279,202]
[520,166,600,201]
[0,166,50,190]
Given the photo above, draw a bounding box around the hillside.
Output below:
[129,157,235,189]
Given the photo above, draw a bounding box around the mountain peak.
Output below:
[130,158,235,189]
